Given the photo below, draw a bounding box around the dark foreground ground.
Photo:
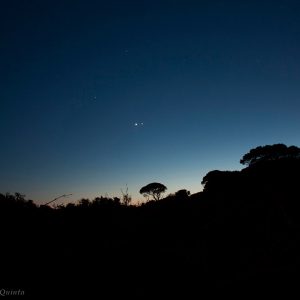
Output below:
[2,203,300,298]
[2,159,300,298]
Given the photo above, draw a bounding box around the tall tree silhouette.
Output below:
[139,182,167,201]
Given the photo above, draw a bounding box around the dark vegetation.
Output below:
[2,143,300,297]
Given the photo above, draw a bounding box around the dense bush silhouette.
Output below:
[0,192,37,210]
[2,143,300,297]
[175,189,190,198]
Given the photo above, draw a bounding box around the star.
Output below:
[134,122,144,127]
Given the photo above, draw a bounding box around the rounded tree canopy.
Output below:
[240,143,300,166]
[139,182,167,201]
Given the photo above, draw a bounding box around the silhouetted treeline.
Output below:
[2,143,300,297]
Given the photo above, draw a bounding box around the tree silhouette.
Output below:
[139,182,167,201]
[240,143,300,166]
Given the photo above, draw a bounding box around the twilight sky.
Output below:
[1,0,300,204]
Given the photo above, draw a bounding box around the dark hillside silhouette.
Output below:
[1,144,300,297]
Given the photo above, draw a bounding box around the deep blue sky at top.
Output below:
[1,0,300,203]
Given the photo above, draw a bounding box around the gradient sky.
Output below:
[1,0,300,204]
